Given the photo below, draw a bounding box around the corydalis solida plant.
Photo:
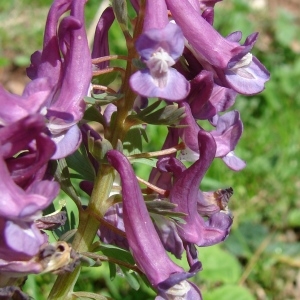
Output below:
[0,0,269,299]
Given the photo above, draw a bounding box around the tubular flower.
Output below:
[169,131,233,247]
[27,0,92,159]
[92,7,115,70]
[166,0,270,95]
[186,70,237,120]
[0,115,59,274]
[179,102,245,170]
[107,150,202,299]
[130,22,190,101]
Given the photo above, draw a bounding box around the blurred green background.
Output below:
[1,0,300,299]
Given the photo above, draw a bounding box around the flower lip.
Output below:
[130,23,190,101]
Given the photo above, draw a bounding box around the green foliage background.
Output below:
[1,0,300,299]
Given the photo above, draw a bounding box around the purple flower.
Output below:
[0,115,59,274]
[186,70,237,120]
[27,0,92,159]
[92,7,115,70]
[143,0,169,31]
[98,203,129,250]
[166,0,270,95]
[130,23,190,101]
[169,130,233,247]
[210,112,246,170]
[179,102,245,170]
[107,150,202,299]
[0,78,51,127]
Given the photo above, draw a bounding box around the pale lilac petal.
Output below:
[51,124,82,159]
[211,111,243,157]
[130,68,190,101]
[4,221,44,257]
[137,23,184,61]
[222,151,246,171]
[225,56,270,95]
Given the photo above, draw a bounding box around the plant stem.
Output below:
[48,165,115,299]
[49,2,146,298]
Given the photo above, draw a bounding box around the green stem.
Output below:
[48,165,115,299]
[49,2,146,298]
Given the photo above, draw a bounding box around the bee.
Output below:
[213,187,233,211]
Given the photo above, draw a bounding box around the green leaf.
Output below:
[92,71,118,86]
[109,262,117,281]
[83,105,105,124]
[203,285,255,300]
[80,255,102,267]
[199,245,242,284]
[128,102,186,126]
[89,138,113,161]
[131,157,158,168]
[84,93,123,106]
[54,159,82,207]
[134,100,161,117]
[112,0,128,31]
[72,291,109,300]
[123,126,143,156]
[119,266,140,291]
[59,229,77,242]
[146,199,176,211]
[92,243,135,265]
[65,145,96,181]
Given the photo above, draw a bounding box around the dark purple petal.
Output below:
[30,0,71,83]
[92,7,115,69]
[143,0,168,31]
[169,130,232,246]
[7,132,57,187]
[156,262,202,300]
[167,0,237,68]
[0,155,58,219]
[0,79,50,126]
[0,115,46,159]
[199,0,223,10]
[179,102,202,155]
[208,84,237,113]
[187,70,215,120]
[153,214,184,259]
[201,7,214,25]
[107,150,183,286]
[99,203,129,250]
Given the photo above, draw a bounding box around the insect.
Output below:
[213,187,233,211]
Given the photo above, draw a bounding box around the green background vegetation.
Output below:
[1,0,300,299]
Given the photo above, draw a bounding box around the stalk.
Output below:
[48,2,145,298]
[48,165,115,299]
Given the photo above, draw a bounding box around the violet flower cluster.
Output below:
[0,0,269,299]
[1,0,91,278]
